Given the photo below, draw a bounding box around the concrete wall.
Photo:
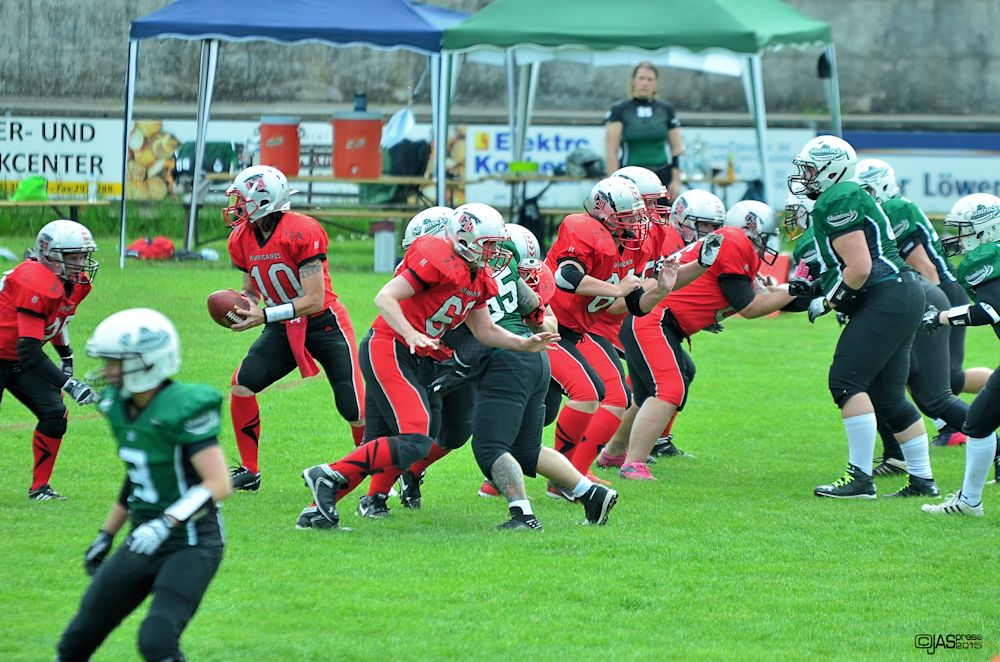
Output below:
[3,0,999,125]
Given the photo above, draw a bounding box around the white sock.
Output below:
[899,435,932,479]
[509,499,533,516]
[571,477,594,498]
[960,434,997,506]
[843,413,877,476]
[932,417,946,432]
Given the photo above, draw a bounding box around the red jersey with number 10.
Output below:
[545,213,620,334]
[659,226,761,337]
[372,235,498,355]
[0,260,92,360]
[228,212,338,314]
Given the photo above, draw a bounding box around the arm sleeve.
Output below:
[717,274,756,312]
[971,279,1000,324]
[781,297,812,313]
[896,231,922,259]
[117,474,130,507]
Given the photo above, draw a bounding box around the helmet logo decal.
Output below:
[121,326,171,352]
[809,143,850,161]
[970,202,1000,223]
[457,211,479,234]
[742,212,760,233]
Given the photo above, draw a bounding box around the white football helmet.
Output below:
[34,220,99,284]
[585,177,650,249]
[783,192,815,240]
[402,206,452,251]
[86,308,180,397]
[787,135,857,199]
[223,165,297,228]
[612,166,671,224]
[725,201,779,265]
[671,189,725,244]
[942,193,1000,256]
[448,203,512,269]
[506,224,544,287]
[854,158,899,204]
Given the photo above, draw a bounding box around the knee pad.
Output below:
[472,444,503,481]
[138,615,180,662]
[879,398,921,433]
[829,385,863,409]
[950,368,966,396]
[332,382,361,422]
[543,384,562,427]
[389,433,433,469]
[37,414,67,439]
[440,423,471,450]
[511,447,540,478]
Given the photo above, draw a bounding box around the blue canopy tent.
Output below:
[122,0,467,267]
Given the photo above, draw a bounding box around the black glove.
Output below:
[836,312,849,326]
[60,354,74,377]
[788,277,822,298]
[63,378,98,405]
[84,530,114,576]
[704,322,725,334]
[922,305,942,333]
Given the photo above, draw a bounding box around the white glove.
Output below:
[698,233,724,267]
[63,378,98,405]
[807,297,831,324]
[126,517,172,555]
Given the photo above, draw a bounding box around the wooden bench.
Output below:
[0,199,111,223]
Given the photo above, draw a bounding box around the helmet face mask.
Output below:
[402,206,453,251]
[506,224,544,287]
[448,204,512,270]
[86,309,180,397]
[586,178,650,250]
[34,220,99,284]
[942,193,1000,256]
[612,166,671,225]
[223,165,295,228]
[783,193,814,240]
[725,201,779,265]
[787,135,857,199]
[671,189,725,245]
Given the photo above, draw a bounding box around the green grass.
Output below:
[1,244,998,660]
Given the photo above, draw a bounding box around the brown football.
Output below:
[207,290,251,328]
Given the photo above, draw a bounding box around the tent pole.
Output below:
[824,45,843,137]
[748,55,771,207]
[120,40,138,270]
[433,53,452,206]
[505,51,516,156]
[186,40,218,251]
[430,52,442,204]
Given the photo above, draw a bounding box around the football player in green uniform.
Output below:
[921,194,1000,515]
[57,309,231,661]
[787,135,936,499]
[858,160,992,446]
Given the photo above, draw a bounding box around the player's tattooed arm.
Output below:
[290,258,326,317]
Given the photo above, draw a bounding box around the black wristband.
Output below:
[54,344,73,358]
[671,155,682,170]
[829,281,862,312]
[624,287,647,316]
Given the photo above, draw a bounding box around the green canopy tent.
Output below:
[440,0,838,207]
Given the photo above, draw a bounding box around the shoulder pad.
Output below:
[410,236,466,279]
[10,261,62,300]
[958,244,1000,288]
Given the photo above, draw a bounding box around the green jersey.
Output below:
[882,196,955,283]
[811,181,907,297]
[956,242,1000,297]
[487,240,530,337]
[98,381,224,547]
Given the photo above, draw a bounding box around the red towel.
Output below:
[284,316,319,378]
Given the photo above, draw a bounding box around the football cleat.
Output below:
[990,456,1000,485]
[301,464,347,527]
[581,484,618,525]
[478,480,500,498]
[357,493,390,519]
[230,465,261,492]
[932,425,966,447]
[620,461,656,481]
[545,482,577,503]
[872,456,907,477]
[884,474,940,498]
[597,451,626,468]
[397,469,424,510]
[814,464,876,499]
[28,484,65,501]
[496,513,543,531]
[295,504,336,530]
[650,435,693,458]
[921,492,983,517]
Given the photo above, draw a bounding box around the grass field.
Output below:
[1,235,998,661]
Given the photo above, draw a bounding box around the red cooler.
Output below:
[331,111,383,178]
[259,116,300,176]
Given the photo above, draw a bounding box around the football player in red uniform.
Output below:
[300,204,558,529]
[223,165,365,492]
[620,190,794,479]
[0,220,99,499]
